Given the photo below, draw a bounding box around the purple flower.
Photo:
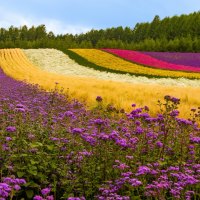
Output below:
[135,127,143,135]
[170,110,179,117]
[135,120,141,126]
[171,97,180,104]
[0,183,11,198]
[33,195,44,200]
[6,126,16,132]
[72,128,83,134]
[156,141,163,148]
[136,166,151,176]
[170,188,181,198]
[64,111,74,117]
[5,137,12,141]
[185,191,194,200]
[96,96,103,102]
[116,138,128,148]
[46,195,54,200]
[129,178,142,187]
[190,136,200,144]
[125,155,133,160]
[144,106,149,111]
[41,188,51,196]
[121,172,133,177]
[93,119,105,125]
[13,185,21,191]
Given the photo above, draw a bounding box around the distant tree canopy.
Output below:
[0,11,200,52]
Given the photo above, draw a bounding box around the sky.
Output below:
[0,0,199,35]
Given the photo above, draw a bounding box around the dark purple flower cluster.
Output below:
[33,187,53,200]
[96,96,103,102]
[0,177,26,199]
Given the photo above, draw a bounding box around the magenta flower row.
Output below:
[102,49,200,73]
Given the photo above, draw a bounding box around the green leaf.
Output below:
[46,144,54,151]
[25,181,39,188]
[26,190,34,199]
[17,171,25,178]
[130,196,141,200]
[28,170,38,176]
[30,159,38,165]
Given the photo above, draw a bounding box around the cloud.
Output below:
[43,20,91,35]
[0,8,91,35]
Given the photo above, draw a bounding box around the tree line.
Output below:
[0,11,200,52]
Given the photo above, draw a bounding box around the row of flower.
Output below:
[143,51,200,67]
[70,49,200,79]
[102,49,200,72]
[2,49,200,119]
[1,65,200,199]
[24,49,200,87]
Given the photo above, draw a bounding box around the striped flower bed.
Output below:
[102,49,200,73]
[24,49,200,87]
[2,49,200,118]
[70,49,200,79]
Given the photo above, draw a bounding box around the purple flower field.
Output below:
[143,52,200,67]
[1,68,200,199]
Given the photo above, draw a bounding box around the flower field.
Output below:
[1,48,200,199]
[1,59,200,199]
[70,49,200,79]
[1,49,200,118]
[24,49,200,87]
[102,49,200,72]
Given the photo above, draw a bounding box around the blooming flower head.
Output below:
[6,126,16,132]
[13,184,21,191]
[46,195,54,200]
[156,141,163,148]
[41,188,51,196]
[64,111,74,117]
[136,166,151,176]
[72,128,83,134]
[5,137,12,141]
[0,183,11,198]
[170,110,179,117]
[96,96,103,102]
[33,195,44,200]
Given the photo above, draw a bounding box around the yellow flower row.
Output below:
[1,48,200,119]
[70,49,200,79]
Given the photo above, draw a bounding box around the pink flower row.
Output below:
[102,49,200,73]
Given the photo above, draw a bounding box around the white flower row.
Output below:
[23,48,200,87]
